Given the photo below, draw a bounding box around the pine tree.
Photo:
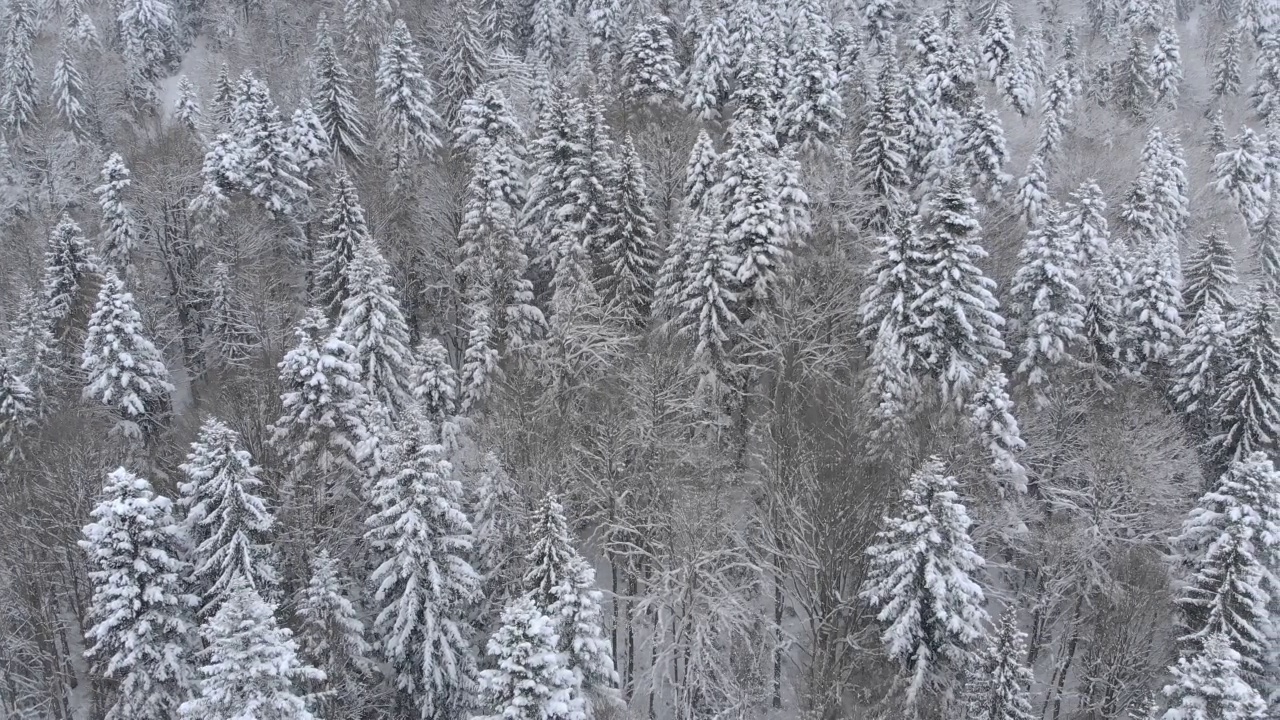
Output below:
[601,135,659,320]
[683,129,720,216]
[179,579,321,720]
[296,550,374,719]
[1063,181,1111,279]
[173,75,202,135]
[342,0,391,64]
[470,451,524,616]
[179,417,279,616]
[859,210,926,354]
[682,13,729,121]
[118,0,175,85]
[95,154,140,282]
[967,608,1036,720]
[1214,28,1243,99]
[1015,154,1049,228]
[80,468,197,720]
[52,40,89,140]
[981,0,1015,81]
[204,261,258,370]
[314,172,370,318]
[454,82,524,159]
[412,337,458,422]
[857,61,911,230]
[289,101,332,185]
[1183,228,1238,322]
[375,20,443,168]
[6,288,57,415]
[0,358,34,463]
[967,366,1027,491]
[1213,128,1271,230]
[911,171,1008,404]
[236,74,308,217]
[365,406,479,719]
[863,0,899,50]
[1212,296,1280,464]
[190,133,244,222]
[475,597,585,720]
[459,308,500,414]
[1149,26,1182,107]
[623,15,680,107]
[1251,193,1280,295]
[438,0,489,128]
[672,209,740,390]
[722,116,794,308]
[0,0,37,136]
[529,0,569,69]
[312,21,367,163]
[1208,110,1229,155]
[585,0,624,63]
[212,64,234,125]
[335,236,415,418]
[959,97,1012,202]
[82,272,173,445]
[1125,238,1184,376]
[1162,633,1268,720]
[1011,202,1086,405]
[780,27,844,151]
[1172,302,1236,438]
[1114,33,1152,119]
[860,457,988,704]
[41,214,96,340]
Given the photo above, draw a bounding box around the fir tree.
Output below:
[179,417,279,616]
[212,63,234,125]
[1114,33,1152,118]
[375,20,443,168]
[1162,633,1268,720]
[585,0,624,63]
[1125,238,1184,376]
[51,40,88,140]
[1212,296,1280,465]
[524,90,592,310]
[1212,128,1270,230]
[95,154,140,283]
[0,358,34,463]
[41,214,96,340]
[780,27,844,151]
[959,97,1012,202]
[236,74,308,217]
[289,101,332,185]
[118,0,175,85]
[365,406,480,719]
[470,451,524,616]
[722,116,794,308]
[967,366,1027,491]
[475,597,585,720]
[672,208,740,391]
[911,171,1008,404]
[980,0,1015,81]
[81,272,173,445]
[1214,28,1243,99]
[601,136,660,320]
[1015,155,1049,228]
[296,549,374,719]
[683,13,729,121]
[1172,302,1236,439]
[863,0,900,50]
[80,468,197,720]
[335,236,414,418]
[5,288,56,415]
[204,261,258,371]
[438,0,489,128]
[173,75,202,135]
[190,133,244,222]
[1208,110,1229,155]
[314,171,369,319]
[312,21,367,163]
[857,61,911,230]
[1251,193,1280,295]
[859,457,988,704]
[412,337,458,422]
[623,15,680,107]
[454,82,524,159]
[459,308,500,414]
[0,0,37,136]
[967,608,1036,720]
[1150,26,1183,107]
[529,0,569,69]
[179,579,321,720]
[1180,231,1237,328]
[1010,202,1086,405]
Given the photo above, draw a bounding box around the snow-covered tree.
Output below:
[5,288,56,415]
[179,416,279,615]
[911,171,1008,404]
[860,457,988,704]
[1010,202,1086,404]
[863,0,899,50]
[1213,128,1270,230]
[600,135,659,320]
[459,309,500,414]
[336,236,414,418]
[967,607,1035,720]
[190,133,243,222]
[412,337,458,423]
[980,0,1014,81]
[236,74,308,217]
[312,20,367,163]
[1162,633,1268,720]
[118,0,175,86]
[1149,26,1182,107]
[0,358,34,463]
[856,61,911,229]
[470,451,524,615]
[1212,296,1280,464]
[204,261,258,372]
[42,214,96,339]
[683,13,729,121]
[959,97,1011,201]
[780,27,844,151]
[51,40,88,140]
[722,116,799,308]
[966,366,1027,492]
[81,272,173,445]
[1172,302,1235,438]
[289,101,331,185]
[315,172,371,318]
[296,549,374,719]
[1125,239,1184,375]
[623,15,680,107]
[1214,27,1243,99]
[1114,33,1152,118]
[1252,194,1280,295]
[375,20,443,168]
[438,0,489,128]
[1183,228,1238,322]
[95,154,140,282]
[671,208,740,391]
[1015,154,1049,228]
[475,596,585,720]
[454,82,524,159]
[173,75,202,135]
[365,406,479,719]
[81,468,196,720]
[179,578,320,720]
[0,0,37,136]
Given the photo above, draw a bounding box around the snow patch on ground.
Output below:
[157,37,216,122]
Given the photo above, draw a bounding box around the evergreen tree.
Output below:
[204,261,258,371]
[863,0,899,50]
[967,366,1027,491]
[314,172,371,318]
[312,20,367,163]
[236,74,308,217]
[454,82,524,159]
[980,0,1014,82]
[959,97,1012,202]
[412,337,458,422]
[859,457,988,704]
[51,40,88,140]
[289,101,332,185]
[190,133,244,222]
[722,116,796,308]
[0,0,36,136]
[623,15,680,107]
[173,75,202,135]
[179,579,321,720]
[1114,33,1152,118]
[1015,154,1049,228]
[1063,181,1112,279]
[459,309,500,414]
[1212,296,1280,464]
[375,20,442,168]
[1208,109,1229,154]
[438,0,489,128]
[683,13,729,121]
[118,0,175,86]
[1150,26,1183,107]
[41,214,96,340]
[475,597,585,720]
[859,210,925,354]
[780,27,844,151]
[684,128,719,215]
[1172,302,1236,439]
[585,0,624,63]
[296,549,374,719]
[1183,228,1238,322]
[601,136,659,320]
[672,208,740,391]
[856,61,911,230]
[81,468,196,720]
[1010,202,1086,405]
[967,608,1036,720]
[179,417,279,616]
[529,0,569,69]
[1125,239,1184,376]
[95,154,140,283]
[1212,128,1270,230]
[470,451,524,616]
[365,406,479,719]
[82,272,173,445]
[336,237,414,418]
[1162,633,1268,720]
[0,358,34,463]
[1252,193,1280,295]
[1214,27,1243,99]
[212,63,234,125]
[5,288,56,415]
[911,171,1008,404]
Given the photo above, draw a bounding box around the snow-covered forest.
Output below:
[2,0,1280,716]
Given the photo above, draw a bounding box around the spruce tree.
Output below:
[315,172,372,319]
[459,309,500,414]
[312,20,367,163]
[1212,296,1280,465]
[375,20,443,168]
[1010,202,1086,405]
[289,101,332,186]
[672,208,740,391]
[179,417,279,616]
[336,236,414,418]
[438,0,489,128]
[412,337,458,422]
[95,154,140,283]
[5,288,56,415]
[51,40,88,140]
[1212,128,1270,230]
[172,75,201,135]
[959,97,1012,202]
[1125,238,1184,376]
[859,457,988,704]
[0,358,34,463]
[1114,33,1152,118]
[967,366,1027,491]
[623,15,680,107]
[454,82,524,159]
[470,451,524,617]
[601,135,660,320]
[81,468,197,720]
[81,272,173,445]
[190,133,244,222]
[524,90,592,309]
[0,0,36,137]
[856,61,911,230]
[1014,154,1049,228]
[1150,26,1183,107]
[475,597,585,720]
[365,406,480,719]
[683,13,729,121]
[118,0,175,86]
[780,27,844,151]
[722,115,795,308]
[980,0,1014,81]
[179,579,321,720]
[296,549,374,719]
[967,608,1036,720]
[1162,633,1268,720]
[1251,194,1280,295]
[42,214,96,340]
[1184,228,1239,322]
[204,260,259,370]
[236,75,308,217]
[1172,302,1235,440]
[1214,27,1243,99]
